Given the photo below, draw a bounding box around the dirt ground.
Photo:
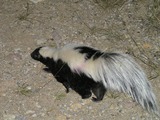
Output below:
[0,0,160,120]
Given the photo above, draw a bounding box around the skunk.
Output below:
[31,44,159,115]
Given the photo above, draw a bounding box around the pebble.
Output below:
[25,110,35,114]
[3,114,16,120]
[29,0,45,4]
[35,102,41,108]
[131,116,135,120]
[15,115,26,120]
[2,93,6,96]
[40,113,45,117]
[88,106,92,110]
[70,103,82,111]
[36,39,47,45]
[109,104,115,110]
[26,86,32,90]
[56,114,67,120]
[32,114,37,117]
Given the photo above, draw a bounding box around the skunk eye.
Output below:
[31,52,41,60]
[35,54,41,59]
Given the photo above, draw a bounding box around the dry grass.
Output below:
[17,2,30,21]
[16,82,32,96]
[93,0,127,9]
[55,93,66,100]
[147,0,160,30]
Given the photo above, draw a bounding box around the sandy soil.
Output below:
[0,0,160,120]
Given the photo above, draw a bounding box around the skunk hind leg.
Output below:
[81,90,92,99]
[92,82,106,102]
[75,88,92,99]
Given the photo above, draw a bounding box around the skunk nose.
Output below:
[31,47,42,60]
[31,51,39,60]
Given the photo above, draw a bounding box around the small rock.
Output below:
[25,110,35,114]
[100,36,107,40]
[2,93,6,96]
[35,102,41,108]
[40,113,45,117]
[29,0,45,3]
[15,115,26,120]
[27,47,31,50]
[26,86,32,90]
[88,106,92,110]
[109,104,115,110]
[32,114,37,117]
[131,116,136,120]
[3,114,16,120]
[70,103,82,111]
[36,39,47,45]
[56,114,67,120]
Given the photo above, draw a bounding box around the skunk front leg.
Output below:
[55,77,70,93]
[62,82,70,93]
[92,82,106,102]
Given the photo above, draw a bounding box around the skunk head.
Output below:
[31,47,43,61]
[31,46,57,66]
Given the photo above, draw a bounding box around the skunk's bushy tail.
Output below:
[99,53,159,115]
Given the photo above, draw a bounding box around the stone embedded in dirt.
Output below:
[56,114,67,120]
[15,115,26,120]
[70,103,82,111]
[36,39,47,45]
[29,0,45,4]
[3,114,16,120]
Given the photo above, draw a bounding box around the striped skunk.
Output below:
[31,44,159,115]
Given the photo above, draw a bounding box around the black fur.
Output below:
[74,46,120,61]
[31,47,106,101]
[74,46,103,60]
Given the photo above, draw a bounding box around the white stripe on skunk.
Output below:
[31,44,159,115]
